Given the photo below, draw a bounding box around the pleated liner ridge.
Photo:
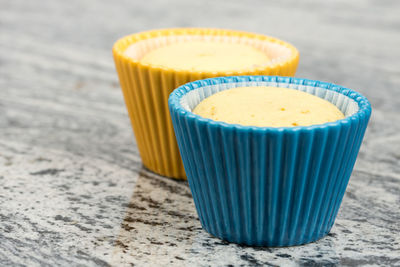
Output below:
[169,76,371,246]
[113,28,300,179]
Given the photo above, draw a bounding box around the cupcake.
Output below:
[112,28,299,179]
[168,76,371,246]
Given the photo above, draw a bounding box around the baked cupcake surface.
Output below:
[192,86,344,127]
[120,30,299,77]
[133,41,270,72]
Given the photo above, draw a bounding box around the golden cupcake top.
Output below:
[128,41,270,72]
[193,86,345,127]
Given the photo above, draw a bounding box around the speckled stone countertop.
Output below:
[1,0,399,266]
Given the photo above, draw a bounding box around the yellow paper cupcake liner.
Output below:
[113,28,300,179]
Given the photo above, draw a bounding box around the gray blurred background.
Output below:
[2,0,399,172]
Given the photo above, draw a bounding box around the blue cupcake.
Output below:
[168,76,371,247]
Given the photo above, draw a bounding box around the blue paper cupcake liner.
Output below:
[168,76,371,247]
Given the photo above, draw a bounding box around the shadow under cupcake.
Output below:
[168,76,371,247]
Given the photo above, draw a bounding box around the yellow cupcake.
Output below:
[113,28,300,179]
[193,86,344,127]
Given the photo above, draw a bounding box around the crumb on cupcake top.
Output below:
[192,86,345,127]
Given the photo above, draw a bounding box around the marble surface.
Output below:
[1,0,400,266]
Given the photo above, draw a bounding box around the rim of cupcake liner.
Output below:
[168,76,372,132]
[112,28,300,76]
